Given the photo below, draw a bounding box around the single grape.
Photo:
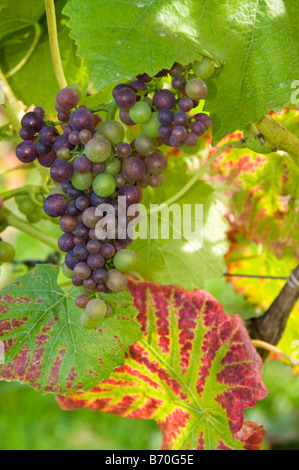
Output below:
[113,249,139,273]
[184,131,198,147]
[129,80,148,92]
[63,183,83,199]
[193,57,215,79]
[71,171,93,191]
[122,157,146,181]
[86,253,105,270]
[75,294,89,309]
[119,110,136,126]
[105,158,122,176]
[73,155,92,174]
[72,275,83,287]
[169,62,183,77]
[39,125,60,144]
[18,198,35,215]
[173,111,189,126]
[36,141,51,155]
[21,112,44,133]
[89,192,111,207]
[172,76,185,90]
[61,262,73,278]
[171,125,188,142]
[70,107,94,131]
[149,174,165,187]
[86,239,101,253]
[50,159,73,184]
[63,124,73,137]
[92,173,116,197]
[85,298,107,321]
[15,140,38,163]
[178,97,194,112]
[153,89,175,110]
[85,136,112,163]
[117,142,132,159]
[79,129,92,143]
[100,243,115,259]
[19,128,35,141]
[129,102,152,124]
[158,109,174,125]
[118,184,142,205]
[105,269,127,292]
[58,233,75,252]
[137,173,151,188]
[114,87,137,110]
[93,268,108,283]
[114,173,126,188]
[43,194,67,217]
[73,243,89,260]
[67,203,80,216]
[58,109,70,122]
[68,130,81,146]
[91,162,106,175]
[0,241,15,262]
[64,250,78,270]
[142,112,160,138]
[134,134,158,156]
[193,113,212,129]
[34,106,45,116]
[54,134,74,153]
[73,262,91,280]
[75,223,90,240]
[185,78,208,101]
[158,125,172,139]
[145,151,167,175]
[82,207,102,228]
[59,214,79,233]
[98,120,125,145]
[83,277,97,290]
[190,120,206,136]
[56,87,79,111]
[57,146,71,160]
[75,196,90,211]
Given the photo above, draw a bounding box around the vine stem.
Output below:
[3,208,61,252]
[44,0,67,89]
[0,67,25,132]
[150,140,246,213]
[6,23,41,78]
[251,339,294,365]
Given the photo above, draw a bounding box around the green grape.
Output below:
[71,171,93,190]
[92,173,116,197]
[80,311,100,329]
[105,269,128,292]
[36,193,44,203]
[105,158,122,176]
[185,78,208,101]
[135,134,158,156]
[193,57,215,79]
[85,136,112,162]
[57,146,71,160]
[97,120,125,145]
[0,241,15,263]
[142,112,160,138]
[85,298,107,321]
[27,209,42,224]
[18,198,35,215]
[129,102,152,124]
[61,262,73,278]
[113,249,139,273]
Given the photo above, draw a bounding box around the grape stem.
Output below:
[150,139,246,213]
[0,185,45,202]
[251,339,294,365]
[44,0,67,89]
[3,207,61,252]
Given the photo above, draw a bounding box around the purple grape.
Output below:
[158,109,174,125]
[56,87,79,111]
[58,233,75,252]
[169,62,183,77]
[129,80,148,91]
[172,76,185,90]
[91,162,106,176]
[82,207,102,228]
[58,109,70,122]
[75,196,90,211]
[137,173,151,188]
[90,192,111,207]
[64,184,83,200]
[86,240,101,253]
[153,89,175,110]
[59,214,79,233]
[114,87,137,110]
[118,184,142,206]
[193,113,212,129]
[136,73,152,83]
[16,140,37,163]
[117,142,132,158]
[73,243,89,260]
[145,151,168,175]
[190,120,206,136]
[70,108,94,131]
[36,141,51,155]
[79,129,92,143]
[158,125,172,139]
[63,124,73,137]
[173,112,189,126]
[119,110,135,126]
[178,97,194,112]
[43,194,67,217]
[149,175,164,187]
[72,275,83,287]
[184,132,198,146]
[112,84,130,99]
[75,223,90,240]
[21,112,44,133]
[83,277,96,290]
[171,125,188,142]
[34,106,45,116]
[93,268,108,283]
[87,253,105,270]
[50,159,74,184]
[73,155,92,174]
[122,157,146,181]
[65,251,78,269]
[39,125,59,144]
[75,294,89,308]
[19,128,35,141]
[37,149,57,168]
[68,130,81,146]
[67,203,80,216]
[169,135,181,147]
[53,134,75,152]
[95,283,107,293]
[73,262,91,280]
[100,243,116,259]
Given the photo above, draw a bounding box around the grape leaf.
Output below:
[132,157,228,290]
[58,279,268,450]
[63,0,299,144]
[0,265,142,394]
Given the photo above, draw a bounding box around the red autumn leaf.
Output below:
[58,279,268,450]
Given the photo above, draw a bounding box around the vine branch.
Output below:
[0,67,25,133]
[44,0,67,89]
[247,264,299,360]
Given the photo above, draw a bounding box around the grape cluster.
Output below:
[15,57,214,328]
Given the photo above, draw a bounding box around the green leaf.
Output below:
[132,157,228,290]
[58,279,268,450]
[63,0,299,144]
[0,265,142,394]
